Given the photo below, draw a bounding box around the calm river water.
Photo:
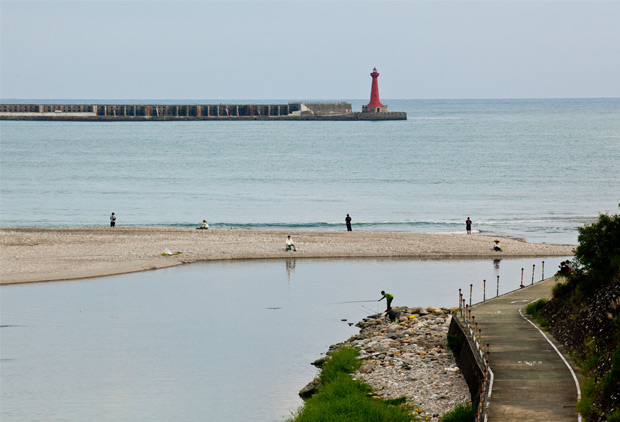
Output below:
[1,256,568,421]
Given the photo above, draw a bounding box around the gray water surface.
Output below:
[0,257,568,421]
[2,99,619,244]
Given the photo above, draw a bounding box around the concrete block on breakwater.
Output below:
[0,102,407,121]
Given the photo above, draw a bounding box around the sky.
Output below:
[1,1,619,100]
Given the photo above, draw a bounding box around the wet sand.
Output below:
[0,228,574,285]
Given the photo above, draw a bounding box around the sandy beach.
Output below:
[0,228,574,285]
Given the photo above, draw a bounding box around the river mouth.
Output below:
[0,257,569,421]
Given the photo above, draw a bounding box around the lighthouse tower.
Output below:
[362,67,388,113]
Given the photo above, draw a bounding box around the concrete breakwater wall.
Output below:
[0,102,406,121]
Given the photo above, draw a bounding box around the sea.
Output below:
[2,98,619,243]
[1,98,619,421]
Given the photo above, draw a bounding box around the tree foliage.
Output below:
[572,212,620,291]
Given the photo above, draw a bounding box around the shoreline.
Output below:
[301,306,470,421]
[0,227,574,285]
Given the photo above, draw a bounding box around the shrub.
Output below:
[525,299,548,328]
[552,278,574,299]
[440,402,475,422]
[576,396,595,418]
[607,411,620,422]
[602,346,620,395]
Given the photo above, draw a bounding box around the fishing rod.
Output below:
[327,300,378,305]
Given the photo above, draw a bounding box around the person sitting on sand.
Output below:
[379,291,393,311]
[197,220,209,230]
[493,240,502,252]
[286,235,297,252]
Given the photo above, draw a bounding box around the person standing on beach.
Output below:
[110,213,116,227]
[466,217,472,235]
[379,290,393,311]
[345,214,352,231]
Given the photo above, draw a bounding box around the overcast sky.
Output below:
[1,1,619,100]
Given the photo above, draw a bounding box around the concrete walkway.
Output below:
[472,278,581,421]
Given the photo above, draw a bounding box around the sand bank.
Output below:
[0,228,574,285]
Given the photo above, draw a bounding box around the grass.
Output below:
[287,347,417,422]
[439,402,475,422]
[525,299,549,328]
[319,346,361,384]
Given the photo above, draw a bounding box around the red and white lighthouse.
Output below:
[362,67,388,113]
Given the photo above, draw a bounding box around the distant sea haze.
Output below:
[1,98,618,245]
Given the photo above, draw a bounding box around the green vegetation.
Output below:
[573,212,620,287]
[525,299,549,328]
[287,347,417,422]
[439,402,475,422]
[318,347,361,384]
[543,212,620,421]
[446,332,466,358]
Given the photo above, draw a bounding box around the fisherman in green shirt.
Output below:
[379,291,393,311]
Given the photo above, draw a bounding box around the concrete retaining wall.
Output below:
[448,317,485,410]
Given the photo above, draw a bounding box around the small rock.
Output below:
[311,357,327,368]
[359,364,374,373]
[299,378,321,399]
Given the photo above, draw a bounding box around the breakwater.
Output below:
[0,102,406,121]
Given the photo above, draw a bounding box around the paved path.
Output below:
[472,278,581,421]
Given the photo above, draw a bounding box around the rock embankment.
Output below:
[302,306,470,421]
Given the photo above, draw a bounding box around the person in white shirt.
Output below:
[110,213,116,227]
[286,235,297,251]
[197,220,209,230]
